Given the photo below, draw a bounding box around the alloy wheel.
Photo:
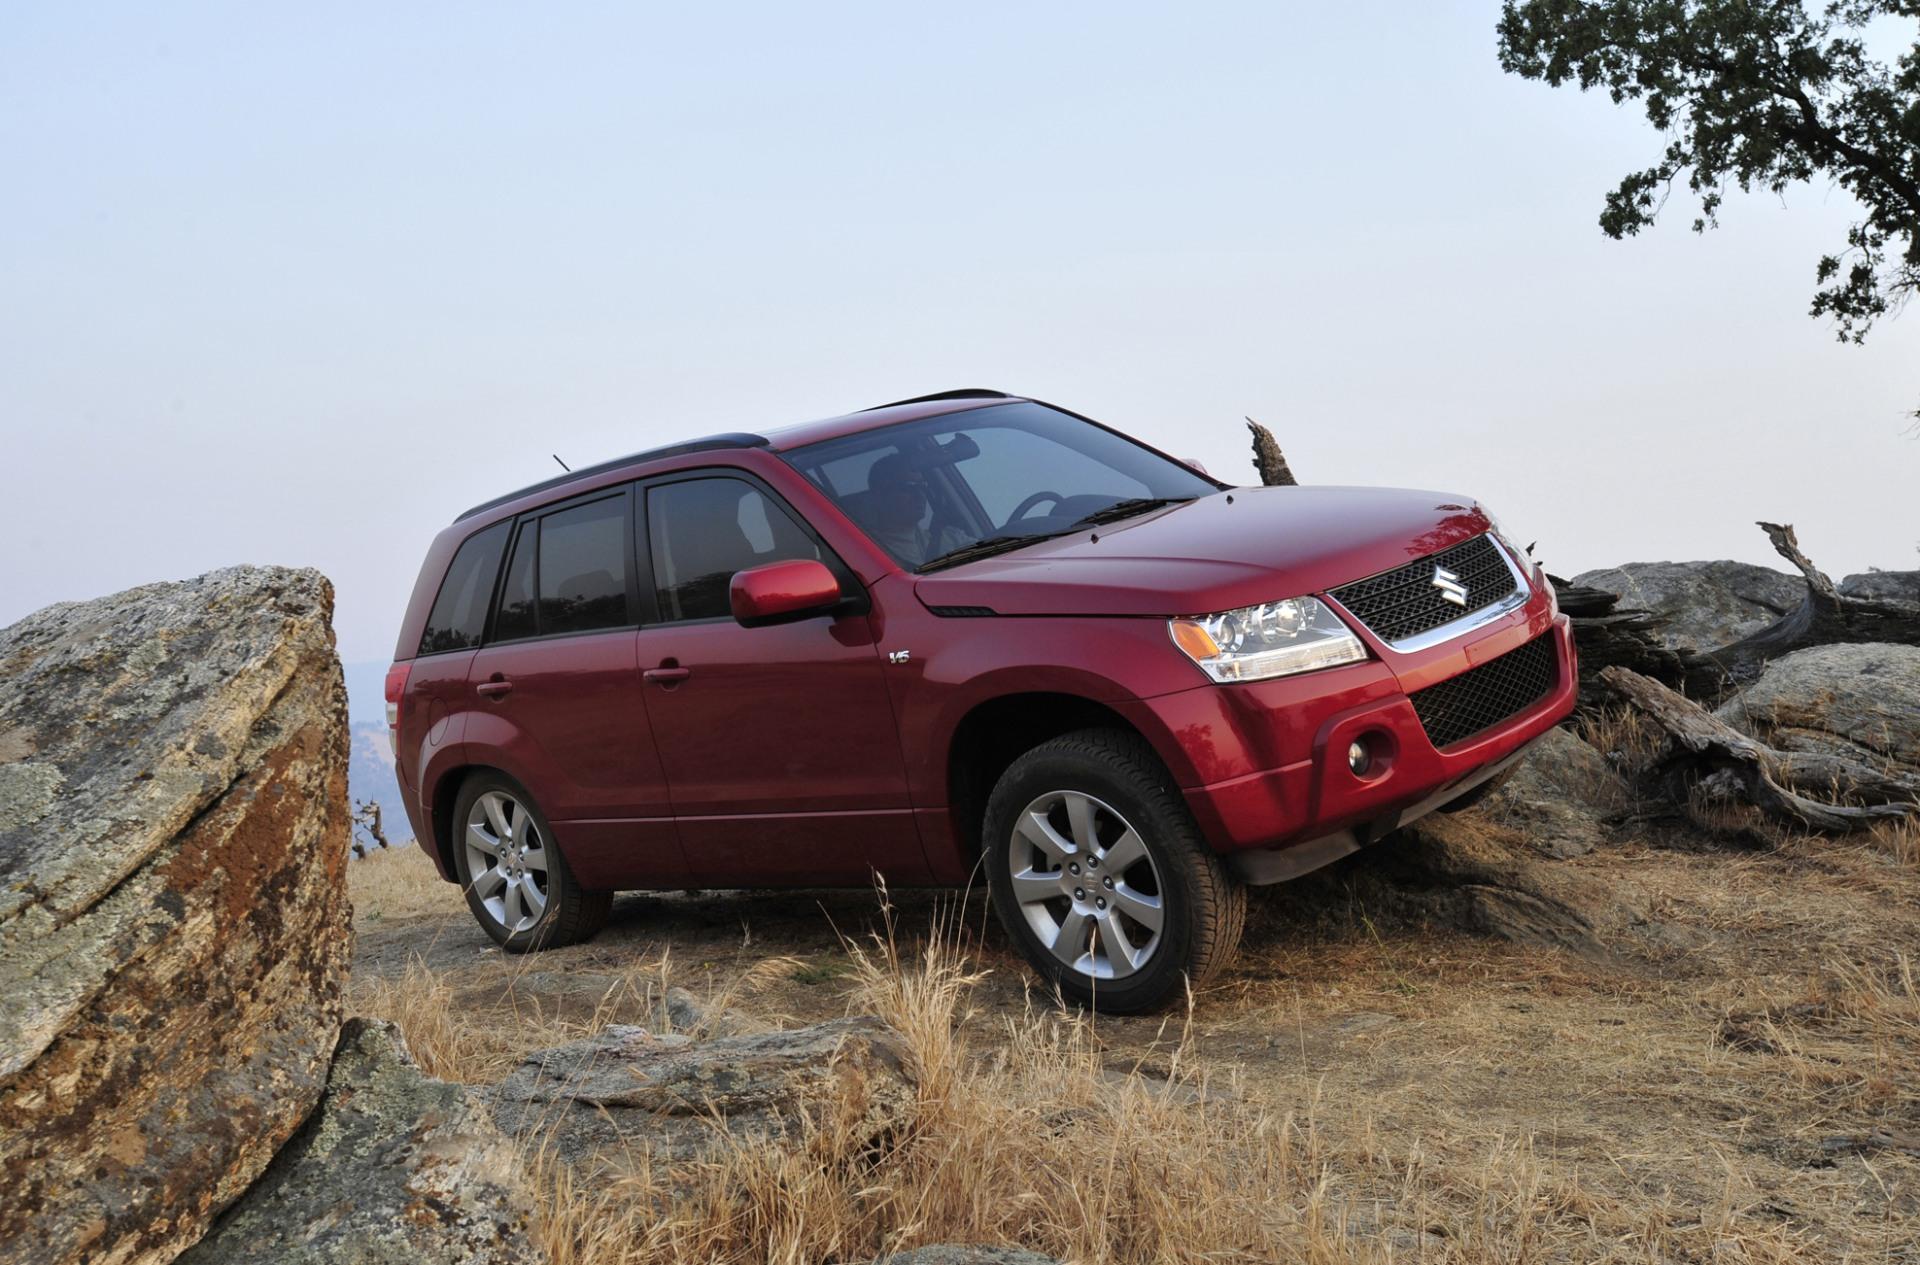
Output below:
[463,790,550,934]
[1007,789,1165,980]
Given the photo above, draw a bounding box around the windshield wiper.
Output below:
[917,532,1067,573]
[1067,496,1193,529]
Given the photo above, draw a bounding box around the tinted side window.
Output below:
[492,522,537,642]
[538,496,630,635]
[418,522,509,655]
[648,478,823,622]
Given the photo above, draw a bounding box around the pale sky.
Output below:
[4,3,1915,666]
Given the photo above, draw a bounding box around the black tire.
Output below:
[982,728,1245,1013]
[451,772,611,952]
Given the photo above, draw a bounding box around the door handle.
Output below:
[476,676,513,699]
[643,666,691,687]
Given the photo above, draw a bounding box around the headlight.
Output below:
[1169,597,1366,683]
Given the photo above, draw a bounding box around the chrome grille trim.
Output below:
[1327,535,1532,652]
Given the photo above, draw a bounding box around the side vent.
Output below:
[926,605,998,618]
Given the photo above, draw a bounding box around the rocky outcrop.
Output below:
[178,1019,541,1265]
[0,567,351,1265]
[1839,570,1920,604]
[1475,726,1628,858]
[1571,560,1802,652]
[1715,643,1920,777]
[489,1015,920,1168]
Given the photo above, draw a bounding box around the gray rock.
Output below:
[1839,570,1920,603]
[1477,726,1628,858]
[489,1015,920,1168]
[0,567,351,1265]
[1571,561,1802,652]
[872,1248,1062,1264]
[179,1019,541,1265]
[1715,642,1920,776]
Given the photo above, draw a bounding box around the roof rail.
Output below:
[453,432,769,523]
[860,388,1014,412]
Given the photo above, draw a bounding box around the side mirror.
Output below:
[1181,456,1209,476]
[730,559,843,627]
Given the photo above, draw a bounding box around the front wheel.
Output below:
[452,773,611,952]
[983,729,1245,1013]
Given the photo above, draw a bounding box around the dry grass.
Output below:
[1868,817,1920,868]
[348,844,453,922]
[1574,704,1666,779]
[350,831,1920,1262]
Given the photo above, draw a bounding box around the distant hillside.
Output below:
[341,652,414,854]
[348,720,413,849]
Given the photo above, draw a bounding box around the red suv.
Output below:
[390,390,1575,1011]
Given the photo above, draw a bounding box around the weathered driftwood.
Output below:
[1245,418,1297,487]
[1557,523,1920,706]
[1675,523,1920,696]
[1600,665,1919,832]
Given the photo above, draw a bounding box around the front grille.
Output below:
[1408,633,1557,749]
[1329,534,1517,645]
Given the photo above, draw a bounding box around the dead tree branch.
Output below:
[1559,522,1920,706]
[1245,418,1297,487]
[351,800,393,860]
[1600,665,1918,832]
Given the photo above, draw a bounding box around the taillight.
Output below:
[384,662,411,737]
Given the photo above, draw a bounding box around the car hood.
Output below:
[911,486,1494,617]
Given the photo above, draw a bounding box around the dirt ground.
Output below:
[350,822,1920,1262]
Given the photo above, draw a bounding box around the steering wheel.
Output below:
[1005,490,1066,526]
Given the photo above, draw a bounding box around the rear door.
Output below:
[633,471,923,885]
[464,486,686,887]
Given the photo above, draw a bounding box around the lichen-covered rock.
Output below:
[1715,643,1920,776]
[179,1019,541,1265]
[1839,570,1920,603]
[489,1015,920,1168]
[0,567,350,1265]
[1476,726,1628,858]
[1572,560,1802,652]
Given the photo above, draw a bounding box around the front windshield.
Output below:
[784,402,1219,570]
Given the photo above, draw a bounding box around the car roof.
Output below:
[452,389,1026,523]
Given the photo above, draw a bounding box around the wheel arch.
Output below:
[944,692,1169,864]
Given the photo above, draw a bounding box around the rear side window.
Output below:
[418,522,509,655]
[538,496,630,634]
[487,493,632,642]
[647,478,823,622]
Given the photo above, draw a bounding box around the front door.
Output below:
[635,473,921,885]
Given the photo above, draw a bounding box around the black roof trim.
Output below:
[453,432,769,523]
[860,388,1015,412]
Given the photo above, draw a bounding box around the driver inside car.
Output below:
[863,452,969,566]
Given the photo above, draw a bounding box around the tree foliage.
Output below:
[1498,1,1920,366]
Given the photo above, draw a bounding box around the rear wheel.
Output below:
[983,729,1245,1013]
[451,773,610,952]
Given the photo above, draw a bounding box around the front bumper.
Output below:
[1122,606,1577,869]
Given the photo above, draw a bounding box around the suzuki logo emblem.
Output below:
[1432,566,1469,607]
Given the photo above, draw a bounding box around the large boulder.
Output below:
[1571,561,1802,652]
[1839,570,1920,604]
[489,1015,920,1168]
[178,1019,541,1265]
[0,567,351,1265]
[1715,643,1920,776]
[1474,726,1628,859]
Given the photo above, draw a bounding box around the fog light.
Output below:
[1347,739,1370,775]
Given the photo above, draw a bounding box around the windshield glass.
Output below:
[784,402,1218,570]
